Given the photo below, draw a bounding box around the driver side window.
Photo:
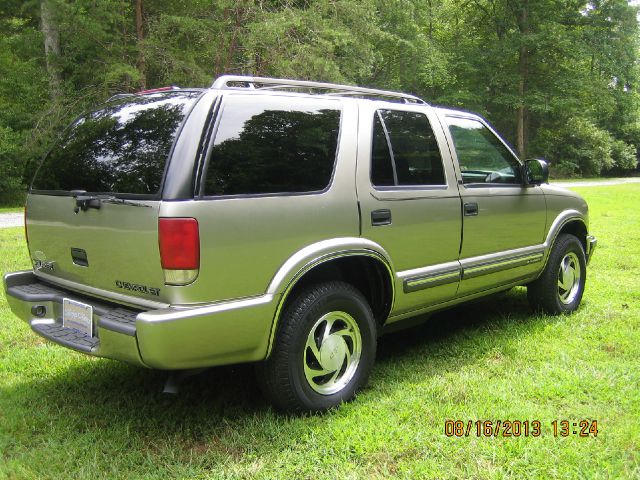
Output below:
[446,116,522,185]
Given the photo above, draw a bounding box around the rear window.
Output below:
[31,91,201,196]
[202,96,341,196]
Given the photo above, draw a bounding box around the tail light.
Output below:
[158,218,199,285]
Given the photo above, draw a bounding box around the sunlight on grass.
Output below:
[0,184,638,479]
[0,206,23,214]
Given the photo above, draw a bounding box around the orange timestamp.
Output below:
[444,420,599,437]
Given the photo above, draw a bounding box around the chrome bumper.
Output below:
[586,235,597,265]
[3,270,277,369]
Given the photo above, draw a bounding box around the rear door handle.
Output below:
[371,209,392,226]
[464,202,478,216]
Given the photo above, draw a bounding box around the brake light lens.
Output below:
[158,218,199,285]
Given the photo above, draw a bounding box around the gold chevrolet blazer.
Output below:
[3,76,597,412]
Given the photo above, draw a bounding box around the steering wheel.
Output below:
[485,171,504,183]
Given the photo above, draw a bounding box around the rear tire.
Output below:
[256,281,377,413]
[527,233,586,314]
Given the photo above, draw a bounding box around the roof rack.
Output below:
[211,75,427,105]
[106,93,135,102]
[106,86,181,103]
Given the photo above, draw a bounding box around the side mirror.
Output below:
[524,158,549,185]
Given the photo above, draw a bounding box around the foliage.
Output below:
[538,118,613,176]
[611,138,638,171]
[0,0,639,201]
[538,117,639,177]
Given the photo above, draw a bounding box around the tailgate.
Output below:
[26,194,167,304]
[25,90,203,306]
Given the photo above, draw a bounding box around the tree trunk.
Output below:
[427,0,433,40]
[517,47,528,158]
[516,0,529,159]
[135,0,146,90]
[41,0,62,100]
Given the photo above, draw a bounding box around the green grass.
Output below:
[0,206,23,214]
[1,185,639,479]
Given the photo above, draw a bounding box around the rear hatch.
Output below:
[26,90,202,306]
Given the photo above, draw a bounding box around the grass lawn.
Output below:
[0,206,23,214]
[1,184,638,479]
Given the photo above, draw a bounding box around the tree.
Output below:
[40,0,61,99]
[0,0,638,205]
[135,0,146,89]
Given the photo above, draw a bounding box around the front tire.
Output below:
[257,281,377,413]
[527,233,587,314]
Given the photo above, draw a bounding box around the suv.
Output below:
[4,76,596,412]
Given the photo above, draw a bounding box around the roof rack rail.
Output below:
[211,75,426,105]
[106,93,135,102]
[106,86,181,103]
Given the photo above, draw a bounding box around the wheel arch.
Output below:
[539,210,588,274]
[556,219,588,252]
[545,210,588,252]
[265,239,395,357]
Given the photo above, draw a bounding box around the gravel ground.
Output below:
[0,213,23,229]
[552,177,640,187]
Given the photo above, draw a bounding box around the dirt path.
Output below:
[551,178,640,187]
[0,213,23,229]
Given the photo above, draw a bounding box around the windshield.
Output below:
[31,91,201,196]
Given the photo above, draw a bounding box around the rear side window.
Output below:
[32,91,201,195]
[203,96,341,196]
[371,109,446,187]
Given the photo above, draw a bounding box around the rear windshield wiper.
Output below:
[71,191,151,212]
[99,196,152,208]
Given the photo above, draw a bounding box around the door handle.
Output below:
[464,202,478,216]
[371,209,392,226]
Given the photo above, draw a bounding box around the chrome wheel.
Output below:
[303,311,362,395]
[557,252,582,305]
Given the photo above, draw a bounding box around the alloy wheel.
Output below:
[557,252,582,305]
[303,311,362,395]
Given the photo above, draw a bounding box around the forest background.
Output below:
[1,0,639,204]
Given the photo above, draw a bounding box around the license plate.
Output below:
[63,298,93,337]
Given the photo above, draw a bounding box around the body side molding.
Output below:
[396,209,586,292]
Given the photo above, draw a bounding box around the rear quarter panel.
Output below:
[160,98,361,305]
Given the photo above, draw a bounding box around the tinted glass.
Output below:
[371,110,445,186]
[371,114,395,186]
[203,96,341,196]
[32,91,200,195]
[446,117,522,184]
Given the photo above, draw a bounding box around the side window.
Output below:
[371,109,446,187]
[445,117,522,185]
[203,96,341,196]
[371,114,395,186]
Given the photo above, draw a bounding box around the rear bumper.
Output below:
[3,271,277,369]
[586,235,597,265]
